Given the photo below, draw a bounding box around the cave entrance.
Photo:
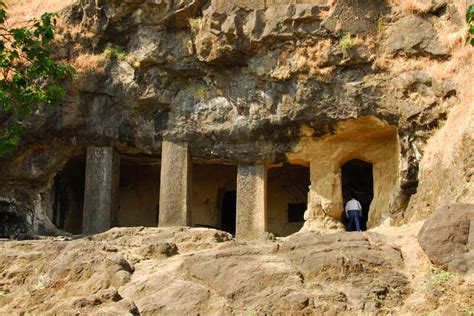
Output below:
[192,163,237,234]
[118,156,161,227]
[267,163,310,237]
[53,155,86,234]
[341,159,374,231]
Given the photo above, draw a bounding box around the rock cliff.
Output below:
[0,0,473,313]
[0,0,472,235]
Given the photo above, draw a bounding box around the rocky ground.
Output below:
[1,219,472,315]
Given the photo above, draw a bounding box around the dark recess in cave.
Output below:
[53,156,86,234]
[341,159,374,231]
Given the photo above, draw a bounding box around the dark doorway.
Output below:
[221,191,236,235]
[192,163,237,233]
[341,159,374,231]
[53,155,86,234]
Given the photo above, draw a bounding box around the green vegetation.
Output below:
[104,43,126,61]
[429,266,457,288]
[424,266,458,292]
[187,83,209,101]
[188,17,203,34]
[433,17,444,29]
[463,308,474,316]
[339,34,353,49]
[0,2,75,156]
[467,4,474,46]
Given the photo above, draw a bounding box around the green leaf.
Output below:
[0,6,76,157]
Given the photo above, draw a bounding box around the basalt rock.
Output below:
[418,203,474,273]
[0,0,470,235]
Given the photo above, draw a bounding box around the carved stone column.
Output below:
[83,146,120,234]
[159,141,192,226]
[236,164,267,240]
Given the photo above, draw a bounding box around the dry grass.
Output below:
[388,0,433,14]
[271,39,335,80]
[70,53,108,74]
[5,0,76,27]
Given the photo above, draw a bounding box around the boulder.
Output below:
[386,15,448,57]
[418,203,474,273]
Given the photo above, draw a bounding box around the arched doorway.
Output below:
[341,159,374,231]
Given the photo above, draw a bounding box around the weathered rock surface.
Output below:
[0,0,471,242]
[386,15,448,57]
[0,226,473,315]
[418,203,474,273]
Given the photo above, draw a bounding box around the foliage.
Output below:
[104,43,126,61]
[188,17,203,34]
[339,34,353,49]
[424,266,458,291]
[187,83,208,101]
[467,4,474,46]
[0,1,75,156]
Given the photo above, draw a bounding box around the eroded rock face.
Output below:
[418,203,474,273]
[0,0,469,233]
[386,15,448,57]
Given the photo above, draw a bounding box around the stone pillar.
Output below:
[159,141,192,226]
[300,160,345,233]
[236,164,267,240]
[82,146,120,234]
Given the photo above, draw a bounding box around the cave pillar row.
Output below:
[236,164,267,240]
[82,146,120,234]
[159,141,192,227]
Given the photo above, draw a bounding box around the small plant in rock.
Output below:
[433,17,444,29]
[188,17,203,34]
[467,4,474,46]
[103,43,126,61]
[339,34,353,49]
[187,83,209,101]
[377,16,385,33]
[195,86,208,101]
[424,266,458,292]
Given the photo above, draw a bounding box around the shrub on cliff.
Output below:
[467,4,474,46]
[0,1,75,157]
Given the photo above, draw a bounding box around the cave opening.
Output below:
[192,163,237,234]
[341,159,374,231]
[53,155,86,234]
[267,163,310,237]
[118,157,161,227]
